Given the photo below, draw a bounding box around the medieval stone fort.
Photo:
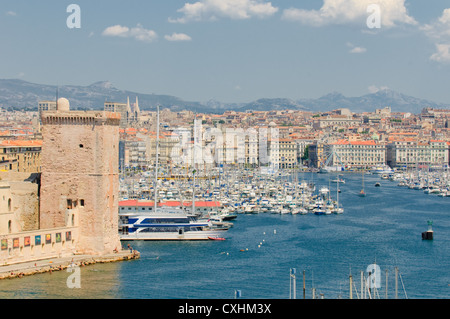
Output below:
[0,98,127,267]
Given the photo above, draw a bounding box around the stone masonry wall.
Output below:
[40,112,121,255]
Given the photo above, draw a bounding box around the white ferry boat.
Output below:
[119,208,227,241]
[370,165,394,175]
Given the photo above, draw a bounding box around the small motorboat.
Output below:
[208,236,226,241]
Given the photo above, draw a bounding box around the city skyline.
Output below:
[1,0,450,105]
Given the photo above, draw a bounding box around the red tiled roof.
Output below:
[0,140,43,147]
[333,139,377,146]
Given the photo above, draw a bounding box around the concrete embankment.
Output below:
[0,250,140,280]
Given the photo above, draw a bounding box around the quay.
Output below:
[0,249,139,280]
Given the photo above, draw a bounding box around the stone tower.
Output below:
[40,98,121,255]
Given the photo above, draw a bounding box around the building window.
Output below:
[80,199,85,207]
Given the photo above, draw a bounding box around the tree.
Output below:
[301,145,309,161]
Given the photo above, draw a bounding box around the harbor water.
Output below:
[0,172,449,299]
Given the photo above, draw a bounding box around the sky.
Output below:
[1,0,450,104]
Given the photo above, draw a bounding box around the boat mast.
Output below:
[192,115,198,215]
[154,104,160,212]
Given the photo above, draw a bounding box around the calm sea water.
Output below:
[1,172,449,299]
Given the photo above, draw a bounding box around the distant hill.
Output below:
[295,89,448,114]
[0,79,447,114]
[0,79,207,112]
[238,98,309,112]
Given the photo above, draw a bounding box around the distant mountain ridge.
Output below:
[0,79,447,114]
[0,79,207,112]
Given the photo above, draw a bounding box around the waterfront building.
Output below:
[386,139,449,169]
[244,129,259,166]
[268,138,297,169]
[0,140,42,173]
[146,131,180,167]
[325,139,386,169]
[308,142,326,168]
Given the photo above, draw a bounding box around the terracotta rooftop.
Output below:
[0,140,43,147]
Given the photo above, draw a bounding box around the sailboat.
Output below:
[333,177,344,214]
[358,169,366,197]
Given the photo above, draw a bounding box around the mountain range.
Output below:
[0,79,447,114]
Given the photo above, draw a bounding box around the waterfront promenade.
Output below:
[0,250,139,280]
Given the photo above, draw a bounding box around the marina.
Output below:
[1,171,449,299]
[2,0,450,304]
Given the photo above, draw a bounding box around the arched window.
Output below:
[8,198,11,211]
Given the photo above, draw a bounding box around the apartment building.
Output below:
[0,140,42,173]
[38,100,57,117]
[325,139,386,169]
[268,138,297,169]
[386,139,449,169]
[313,115,361,129]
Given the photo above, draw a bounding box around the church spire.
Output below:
[134,96,140,114]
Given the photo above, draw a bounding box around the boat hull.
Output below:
[120,229,226,241]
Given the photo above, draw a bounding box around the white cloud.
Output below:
[421,8,450,39]
[102,24,158,42]
[103,25,129,37]
[420,9,450,64]
[6,11,17,16]
[349,47,367,54]
[169,0,278,23]
[430,44,450,63]
[164,33,192,41]
[282,0,416,28]
[347,42,366,54]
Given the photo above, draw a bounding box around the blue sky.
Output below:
[1,0,450,104]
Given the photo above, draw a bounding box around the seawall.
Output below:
[0,249,139,280]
